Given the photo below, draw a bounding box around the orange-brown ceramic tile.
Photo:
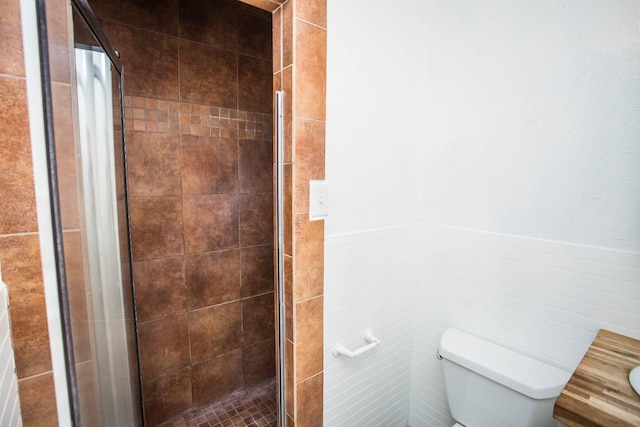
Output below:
[294,118,325,213]
[285,339,294,418]
[0,234,52,378]
[129,196,184,261]
[114,130,130,200]
[241,244,274,298]
[17,372,58,426]
[181,136,238,195]
[0,77,37,235]
[237,0,280,13]
[86,0,102,19]
[294,20,326,121]
[237,0,274,18]
[283,164,293,256]
[52,83,81,230]
[179,40,237,108]
[295,0,326,28]
[142,367,193,426]
[238,55,273,114]
[103,21,179,101]
[76,361,99,426]
[62,231,92,362]
[272,7,282,73]
[133,257,186,322]
[282,66,293,163]
[182,195,239,253]
[126,132,182,197]
[137,313,189,380]
[242,293,275,345]
[239,139,273,194]
[117,197,132,270]
[274,71,283,98]
[282,0,293,68]
[103,0,178,36]
[9,288,52,378]
[296,373,322,427]
[71,18,105,69]
[178,0,237,50]
[189,301,242,363]
[284,255,293,341]
[293,214,324,301]
[0,0,25,76]
[185,249,241,310]
[294,296,323,382]
[125,319,139,373]
[244,338,276,386]
[192,349,244,406]
[70,319,92,367]
[45,0,71,84]
[239,11,272,61]
[239,194,274,246]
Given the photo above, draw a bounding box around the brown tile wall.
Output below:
[269,0,327,425]
[92,0,276,424]
[0,0,63,424]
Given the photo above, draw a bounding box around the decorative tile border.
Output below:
[123,96,273,141]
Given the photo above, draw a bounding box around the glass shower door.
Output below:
[49,1,142,424]
[72,45,140,425]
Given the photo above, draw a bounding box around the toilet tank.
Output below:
[439,328,571,427]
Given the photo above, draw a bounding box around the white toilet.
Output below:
[438,328,572,427]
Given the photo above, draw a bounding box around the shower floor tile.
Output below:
[160,378,277,427]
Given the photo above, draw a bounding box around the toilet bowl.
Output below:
[439,328,572,427]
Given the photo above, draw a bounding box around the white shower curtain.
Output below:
[74,48,136,426]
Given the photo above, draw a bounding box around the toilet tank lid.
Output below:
[439,328,572,400]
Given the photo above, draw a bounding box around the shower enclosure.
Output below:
[36,0,287,424]
[95,0,279,424]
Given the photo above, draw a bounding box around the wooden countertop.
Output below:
[554,329,640,427]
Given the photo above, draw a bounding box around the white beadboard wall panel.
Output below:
[409,265,453,427]
[325,226,417,427]
[408,224,640,427]
[0,283,22,427]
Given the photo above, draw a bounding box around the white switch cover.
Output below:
[309,180,329,220]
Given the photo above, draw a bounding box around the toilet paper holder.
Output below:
[332,331,380,359]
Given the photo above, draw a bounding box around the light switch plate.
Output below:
[309,180,329,220]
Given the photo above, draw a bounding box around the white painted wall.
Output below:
[420,0,640,251]
[325,0,426,237]
[408,2,640,425]
[325,1,640,426]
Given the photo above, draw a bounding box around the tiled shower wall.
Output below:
[271,1,327,425]
[90,0,275,424]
